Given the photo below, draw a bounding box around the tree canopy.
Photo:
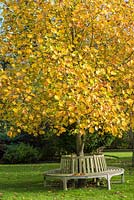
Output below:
[0,0,134,140]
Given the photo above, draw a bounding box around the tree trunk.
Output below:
[76,133,86,187]
[76,133,85,156]
[128,128,134,167]
[131,131,134,167]
[129,111,134,167]
[132,151,134,167]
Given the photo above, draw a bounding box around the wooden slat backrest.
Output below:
[93,155,107,172]
[83,156,94,173]
[60,154,107,174]
[72,155,94,174]
[60,155,73,173]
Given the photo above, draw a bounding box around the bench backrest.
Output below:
[60,155,73,173]
[93,154,107,172]
[60,154,107,174]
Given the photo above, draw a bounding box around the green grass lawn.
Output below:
[104,152,132,158]
[0,153,133,200]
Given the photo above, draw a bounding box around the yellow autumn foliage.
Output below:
[0,0,133,138]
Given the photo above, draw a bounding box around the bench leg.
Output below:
[63,178,68,190]
[107,175,111,190]
[44,176,47,187]
[121,173,125,183]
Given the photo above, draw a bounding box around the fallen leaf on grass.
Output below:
[120,195,127,198]
[114,191,122,195]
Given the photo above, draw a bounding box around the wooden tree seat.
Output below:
[43,154,124,190]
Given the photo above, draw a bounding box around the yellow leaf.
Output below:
[18,50,22,55]
[41,100,47,105]
[26,49,32,54]
[29,115,34,120]
[25,96,32,102]
[34,106,40,111]
[79,54,83,60]
[46,78,51,84]
[54,95,60,101]
[39,130,44,135]
[89,127,94,133]
[80,123,85,129]
[58,127,66,135]
[38,37,43,44]
[1,74,8,79]
[7,131,13,137]
[112,126,118,135]
[26,88,31,94]
[16,72,22,77]
[59,101,64,107]
[69,118,76,124]
[126,99,133,106]
[68,106,74,112]
[80,129,85,135]
[27,34,33,39]
[128,81,133,88]
[13,108,18,113]
[17,129,21,133]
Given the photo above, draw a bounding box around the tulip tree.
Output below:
[0,0,134,155]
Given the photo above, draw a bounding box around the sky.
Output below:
[0,2,4,28]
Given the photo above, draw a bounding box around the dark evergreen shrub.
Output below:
[2,142,41,164]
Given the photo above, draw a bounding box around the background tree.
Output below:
[129,112,134,167]
[0,0,134,156]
